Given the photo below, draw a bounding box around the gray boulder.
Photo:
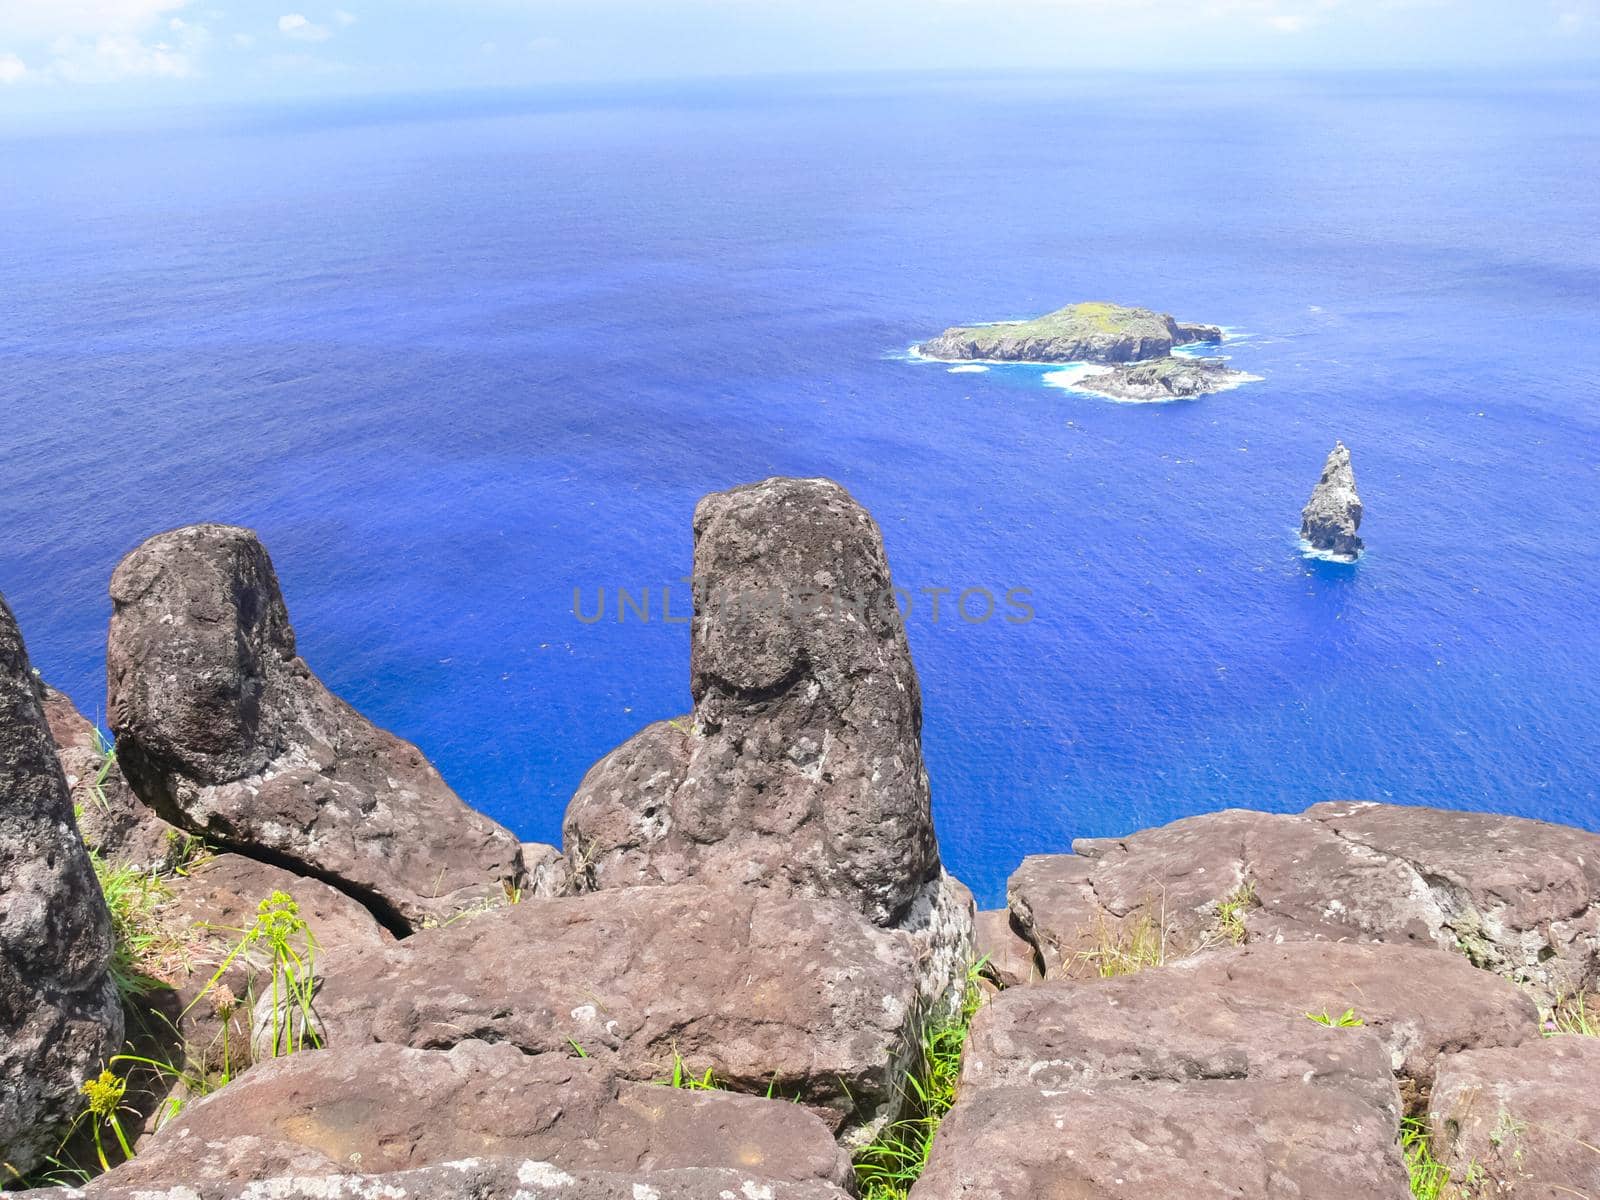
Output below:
[565,478,942,928]
[106,524,524,932]
[0,597,123,1176]
[85,1040,852,1194]
[1006,802,1600,1004]
[265,883,932,1139]
[1301,441,1364,559]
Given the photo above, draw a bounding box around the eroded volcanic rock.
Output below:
[268,883,930,1137]
[1074,354,1251,401]
[914,1078,1409,1200]
[85,1039,852,1194]
[917,301,1222,364]
[106,524,524,931]
[1301,441,1364,559]
[1005,802,1600,1004]
[564,477,966,946]
[1429,1036,1600,1199]
[0,597,123,1176]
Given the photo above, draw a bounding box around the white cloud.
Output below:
[1268,12,1310,29]
[0,0,191,40]
[278,12,331,42]
[47,30,198,81]
[333,9,358,27]
[0,52,26,83]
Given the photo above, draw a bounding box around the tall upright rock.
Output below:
[106,524,523,932]
[0,596,122,1177]
[563,478,972,1006]
[1300,442,1364,560]
[565,478,941,923]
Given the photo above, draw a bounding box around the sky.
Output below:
[0,0,1597,115]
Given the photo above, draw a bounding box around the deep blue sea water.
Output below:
[4,72,1599,907]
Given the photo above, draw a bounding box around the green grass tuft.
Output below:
[1402,1117,1455,1200]
[852,962,985,1200]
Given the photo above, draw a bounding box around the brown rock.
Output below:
[88,1040,851,1193]
[0,597,122,1175]
[913,1078,1409,1200]
[1308,801,1600,1000]
[522,840,575,898]
[106,524,524,932]
[564,478,942,929]
[276,883,928,1138]
[61,1159,853,1200]
[38,682,178,869]
[962,962,1403,1123]
[1429,1036,1600,1199]
[1008,803,1600,1003]
[972,909,1038,989]
[1173,941,1541,1096]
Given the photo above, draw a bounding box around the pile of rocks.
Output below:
[3,477,972,1200]
[4,477,1598,1200]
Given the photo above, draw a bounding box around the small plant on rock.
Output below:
[1062,907,1173,979]
[1305,1007,1366,1028]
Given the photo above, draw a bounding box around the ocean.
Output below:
[4,71,1598,907]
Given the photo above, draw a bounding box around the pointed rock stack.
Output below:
[1301,441,1364,559]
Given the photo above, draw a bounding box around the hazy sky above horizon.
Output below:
[0,0,1597,116]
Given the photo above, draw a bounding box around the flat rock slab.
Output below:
[51,1159,852,1200]
[963,960,1402,1122]
[89,1039,851,1193]
[1169,941,1541,1094]
[1008,803,1600,1002]
[1429,1035,1600,1199]
[295,883,925,1134]
[912,1078,1409,1200]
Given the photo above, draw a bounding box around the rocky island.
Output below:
[1301,441,1365,559]
[1072,355,1254,402]
[917,301,1222,365]
[4,478,1597,1200]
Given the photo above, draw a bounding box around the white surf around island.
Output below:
[1295,533,1364,564]
[904,336,1261,402]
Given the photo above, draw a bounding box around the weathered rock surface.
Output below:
[1007,802,1600,1003]
[0,598,123,1176]
[963,959,1403,1121]
[276,883,928,1137]
[1074,354,1253,401]
[49,1159,853,1200]
[917,301,1222,365]
[972,908,1038,989]
[1301,440,1364,559]
[38,681,178,869]
[1429,1036,1600,1199]
[521,840,575,898]
[106,524,524,932]
[140,852,393,1063]
[87,1040,852,1194]
[565,478,943,929]
[913,1078,1409,1199]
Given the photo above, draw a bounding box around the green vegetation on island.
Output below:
[917,300,1222,365]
